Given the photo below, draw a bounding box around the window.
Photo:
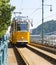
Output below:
[17,22,28,31]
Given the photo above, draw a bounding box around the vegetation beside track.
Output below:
[0,0,15,36]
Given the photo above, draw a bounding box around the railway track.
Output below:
[8,44,26,65]
[27,44,56,64]
[15,44,56,65]
[30,43,56,54]
[8,43,56,65]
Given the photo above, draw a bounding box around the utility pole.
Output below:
[42,0,44,43]
[42,0,52,44]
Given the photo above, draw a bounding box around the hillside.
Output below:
[31,20,56,35]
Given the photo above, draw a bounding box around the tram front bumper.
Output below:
[16,40,28,45]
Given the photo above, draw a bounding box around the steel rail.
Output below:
[15,47,29,65]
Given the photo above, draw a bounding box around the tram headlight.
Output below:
[21,37,24,40]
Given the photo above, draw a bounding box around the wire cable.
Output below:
[19,0,23,12]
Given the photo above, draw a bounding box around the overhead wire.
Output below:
[37,12,56,24]
[19,0,23,12]
[13,0,23,16]
[29,8,42,17]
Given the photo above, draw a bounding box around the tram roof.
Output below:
[12,16,27,21]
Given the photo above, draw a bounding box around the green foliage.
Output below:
[0,0,15,37]
[0,30,6,37]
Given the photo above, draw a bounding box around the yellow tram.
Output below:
[10,16,31,45]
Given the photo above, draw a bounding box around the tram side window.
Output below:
[17,24,21,31]
[11,24,13,32]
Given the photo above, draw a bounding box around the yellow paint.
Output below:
[10,31,30,44]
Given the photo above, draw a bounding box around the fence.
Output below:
[0,36,8,65]
[30,35,56,46]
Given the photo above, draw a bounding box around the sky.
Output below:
[10,0,56,29]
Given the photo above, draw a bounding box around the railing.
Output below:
[30,35,56,46]
[0,36,8,65]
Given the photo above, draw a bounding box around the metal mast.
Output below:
[42,0,44,43]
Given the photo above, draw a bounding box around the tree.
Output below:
[0,0,15,36]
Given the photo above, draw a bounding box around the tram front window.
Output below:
[17,23,28,31]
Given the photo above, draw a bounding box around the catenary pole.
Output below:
[42,0,44,43]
